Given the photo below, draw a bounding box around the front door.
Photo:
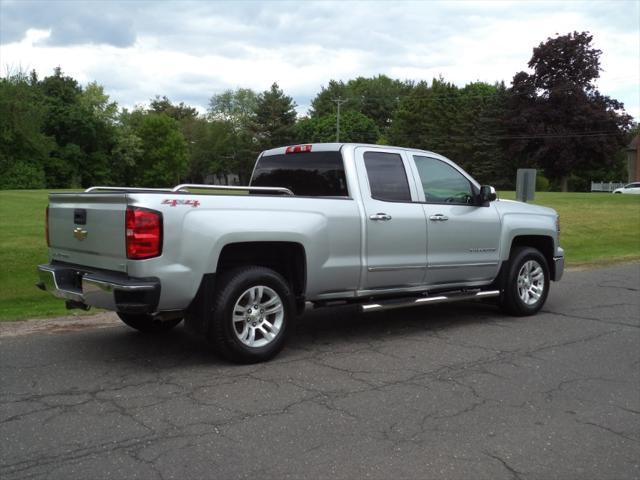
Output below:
[354,147,427,290]
[409,154,502,285]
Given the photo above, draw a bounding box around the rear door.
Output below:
[48,193,128,272]
[408,154,501,285]
[354,147,427,289]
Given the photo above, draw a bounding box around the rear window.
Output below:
[363,151,412,202]
[251,151,348,196]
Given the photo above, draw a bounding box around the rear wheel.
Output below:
[117,313,182,333]
[207,266,294,363]
[499,247,549,316]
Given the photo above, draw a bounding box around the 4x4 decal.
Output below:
[161,199,200,208]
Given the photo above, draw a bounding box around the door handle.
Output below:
[429,214,449,221]
[369,213,392,221]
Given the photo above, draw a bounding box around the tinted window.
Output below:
[413,155,474,205]
[364,151,411,202]
[251,151,348,196]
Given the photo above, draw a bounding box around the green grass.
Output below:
[0,190,87,321]
[498,191,640,265]
[0,189,638,321]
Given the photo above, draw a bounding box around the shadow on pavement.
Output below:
[56,300,509,369]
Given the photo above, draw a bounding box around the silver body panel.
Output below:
[43,143,564,313]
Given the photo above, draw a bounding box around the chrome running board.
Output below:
[360,290,500,313]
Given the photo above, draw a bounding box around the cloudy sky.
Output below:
[1,0,638,119]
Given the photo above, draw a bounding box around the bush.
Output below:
[0,160,45,189]
[536,174,550,192]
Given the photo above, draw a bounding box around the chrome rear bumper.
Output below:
[37,263,160,313]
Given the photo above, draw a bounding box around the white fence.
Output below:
[591,181,625,192]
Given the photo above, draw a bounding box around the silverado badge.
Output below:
[73,227,88,241]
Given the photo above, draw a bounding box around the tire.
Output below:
[499,247,550,316]
[208,266,294,364]
[118,313,183,333]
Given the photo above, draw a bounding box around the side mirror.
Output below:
[479,185,497,204]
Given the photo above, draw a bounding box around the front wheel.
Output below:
[499,247,550,316]
[117,313,183,333]
[208,266,294,363]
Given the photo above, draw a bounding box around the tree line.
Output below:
[0,31,634,191]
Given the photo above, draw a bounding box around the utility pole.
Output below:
[332,97,348,142]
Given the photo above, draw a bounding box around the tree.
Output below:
[110,119,143,185]
[310,75,413,134]
[80,82,118,124]
[149,95,198,122]
[208,88,258,130]
[252,82,297,150]
[456,82,511,186]
[389,78,462,157]
[39,68,120,187]
[0,72,52,188]
[207,88,260,182]
[506,32,633,191]
[126,111,188,187]
[295,111,379,144]
[187,118,235,183]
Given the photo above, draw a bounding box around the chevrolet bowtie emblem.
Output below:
[73,227,88,241]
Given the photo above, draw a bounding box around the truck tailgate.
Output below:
[48,193,128,272]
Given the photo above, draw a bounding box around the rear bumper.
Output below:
[553,247,565,281]
[37,263,160,314]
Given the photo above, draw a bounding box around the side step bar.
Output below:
[360,290,500,313]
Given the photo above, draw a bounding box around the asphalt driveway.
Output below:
[1,263,639,479]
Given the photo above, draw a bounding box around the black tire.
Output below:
[117,313,183,333]
[499,247,550,316]
[208,266,294,364]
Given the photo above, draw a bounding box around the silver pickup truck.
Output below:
[37,143,564,363]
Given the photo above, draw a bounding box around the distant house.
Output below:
[628,134,640,182]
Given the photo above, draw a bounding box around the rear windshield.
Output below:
[251,151,348,196]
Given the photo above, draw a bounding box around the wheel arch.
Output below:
[509,235,557,280]
[216,241,307,299]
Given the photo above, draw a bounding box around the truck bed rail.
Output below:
[85,184,294,196]
[172,184,294,195]
[85,186,173,192]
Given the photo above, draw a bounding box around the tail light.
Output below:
[126,207,162,259]
[45,205,50,247]
[285,144,312,154]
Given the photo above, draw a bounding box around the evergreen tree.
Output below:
[252,83,297,150]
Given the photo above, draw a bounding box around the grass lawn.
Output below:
[499,191,640,265]
[0,189,86,321]
[0,189,638,321]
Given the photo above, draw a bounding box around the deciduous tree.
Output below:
[505,31,632,191]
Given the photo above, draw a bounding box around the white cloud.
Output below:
[0,0,637,120]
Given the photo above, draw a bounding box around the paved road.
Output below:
[1,264,639,480]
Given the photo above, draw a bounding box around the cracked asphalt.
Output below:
[1,263,639,480]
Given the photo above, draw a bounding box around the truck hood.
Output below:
[493,198,557,217]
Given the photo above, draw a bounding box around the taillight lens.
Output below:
[126,207,162,259]
[45,205,50,247]
[285,144,312,154]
